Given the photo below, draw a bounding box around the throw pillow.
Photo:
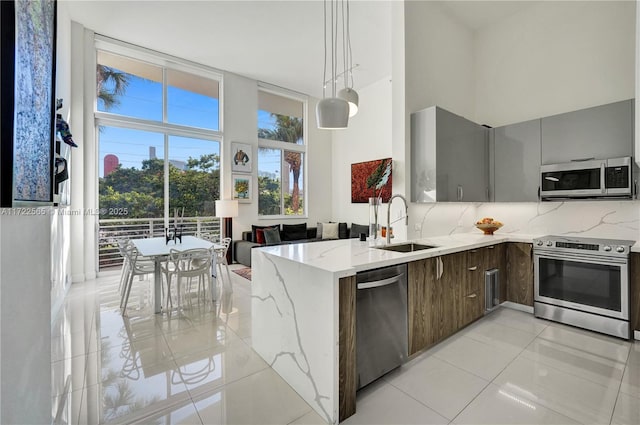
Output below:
[252,224,279,242]
[263,227,282,245]
[282,223,307,241]
[322,222,339,240]
[255,228,266,244]
[338,222,348,239]
[350,223,369,238]
[316,222,324,239]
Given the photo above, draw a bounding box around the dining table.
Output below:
[130,235,222,313]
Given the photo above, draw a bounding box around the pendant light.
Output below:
[337,0,359,117]
[316,0,349,129]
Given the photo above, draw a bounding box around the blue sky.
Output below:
[98,71,280,178]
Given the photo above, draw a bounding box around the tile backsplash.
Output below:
[412,201,640,242]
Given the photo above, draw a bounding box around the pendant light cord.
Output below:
[347,0,354,89]
[342,0,347,90]
[331,0,337,98]
[322,0,327,98]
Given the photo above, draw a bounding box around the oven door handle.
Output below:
[534,251,627,265]
[600,163,606,194]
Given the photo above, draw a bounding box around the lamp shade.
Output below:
[338,88,359,117]
[215,199,238,218]
[316,97,349,129]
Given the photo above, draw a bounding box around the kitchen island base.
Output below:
[251,248,356,424]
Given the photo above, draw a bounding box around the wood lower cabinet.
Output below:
[630,253,640,333]
[408,258,438,355]
[482,244,506,303]
[506,243,534,306]
[408,242,533,359]
[439,252,465,339]
[339,276,356,421]
[408,250,479,355]
[408,253,464,355]
[460,249,485,328]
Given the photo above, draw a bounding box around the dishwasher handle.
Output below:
[357,274,405,290]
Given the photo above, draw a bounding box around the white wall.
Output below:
[475,0,636,127]
[223,73,333,240]
[221,72,258,240]
[404,1,475,118]
[0,215,51,424]
[390,0,638,243]
[52,0,73,319]
[305,97,335,225]
[331,77,393,226]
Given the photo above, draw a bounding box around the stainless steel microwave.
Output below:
[540,157,633,199]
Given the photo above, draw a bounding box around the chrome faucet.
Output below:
[386,194,409,244]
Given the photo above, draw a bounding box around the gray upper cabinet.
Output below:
[492,119,541,202]
[541,99,634,164]
[411,107,489,203]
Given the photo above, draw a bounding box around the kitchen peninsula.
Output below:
[250,233,537,424]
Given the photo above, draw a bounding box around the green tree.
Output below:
[99,154,220,219]
[96,65,130,110]
[258,114,303,213]
[258,175,281,215]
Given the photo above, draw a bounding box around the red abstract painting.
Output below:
[351,158,393,203]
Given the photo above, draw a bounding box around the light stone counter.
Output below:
[250,233,540,424]
[255,233,540,278]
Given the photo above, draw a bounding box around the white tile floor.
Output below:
[52,268,640,425]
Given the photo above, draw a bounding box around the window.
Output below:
[96,49,221,221]
[98,126,165,218]
[167,68,220,130]
[96,44,222,271]
[167,135,219,216]
[257,88,306,216]
[97,51,163,121]
[97,51,220,130]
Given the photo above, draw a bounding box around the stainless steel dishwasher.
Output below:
[356,263,408,389]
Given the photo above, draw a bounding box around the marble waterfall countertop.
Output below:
[255,232,542,278]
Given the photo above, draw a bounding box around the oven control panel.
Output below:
[533,235,633,258]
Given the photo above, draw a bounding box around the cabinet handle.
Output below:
[466,293,477,298]
[457,185,464,201]
[488,245,495,249]
[437,257,443,280]
[468,266,478,271]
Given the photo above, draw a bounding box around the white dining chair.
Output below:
[117,239,131,296]
[162,248,212,310]
[120,243,156,313]
[215,237,233,292]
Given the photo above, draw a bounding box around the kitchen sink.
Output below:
[375,243,438,253]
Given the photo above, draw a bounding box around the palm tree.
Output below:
[96,65,130,110]
[258,115,303,212]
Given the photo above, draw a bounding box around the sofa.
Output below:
[233,222,369,267]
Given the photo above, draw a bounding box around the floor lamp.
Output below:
[215,199,238,264]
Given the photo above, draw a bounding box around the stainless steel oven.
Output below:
[533,235,633,339]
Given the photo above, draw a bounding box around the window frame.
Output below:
[257,84,308,219]
[94,36,223,227]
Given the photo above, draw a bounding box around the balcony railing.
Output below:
[98,216,221,271]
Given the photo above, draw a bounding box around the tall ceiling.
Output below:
[66,0,393,99]
[65,1,537,98]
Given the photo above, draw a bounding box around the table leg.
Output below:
[154,259,162,314]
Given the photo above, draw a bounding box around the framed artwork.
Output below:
[351,158,393,203]
[0,0,58,206]
[231,142,252,173]
[232,174,252,203]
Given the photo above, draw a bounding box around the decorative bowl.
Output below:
[475,222,503,235]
